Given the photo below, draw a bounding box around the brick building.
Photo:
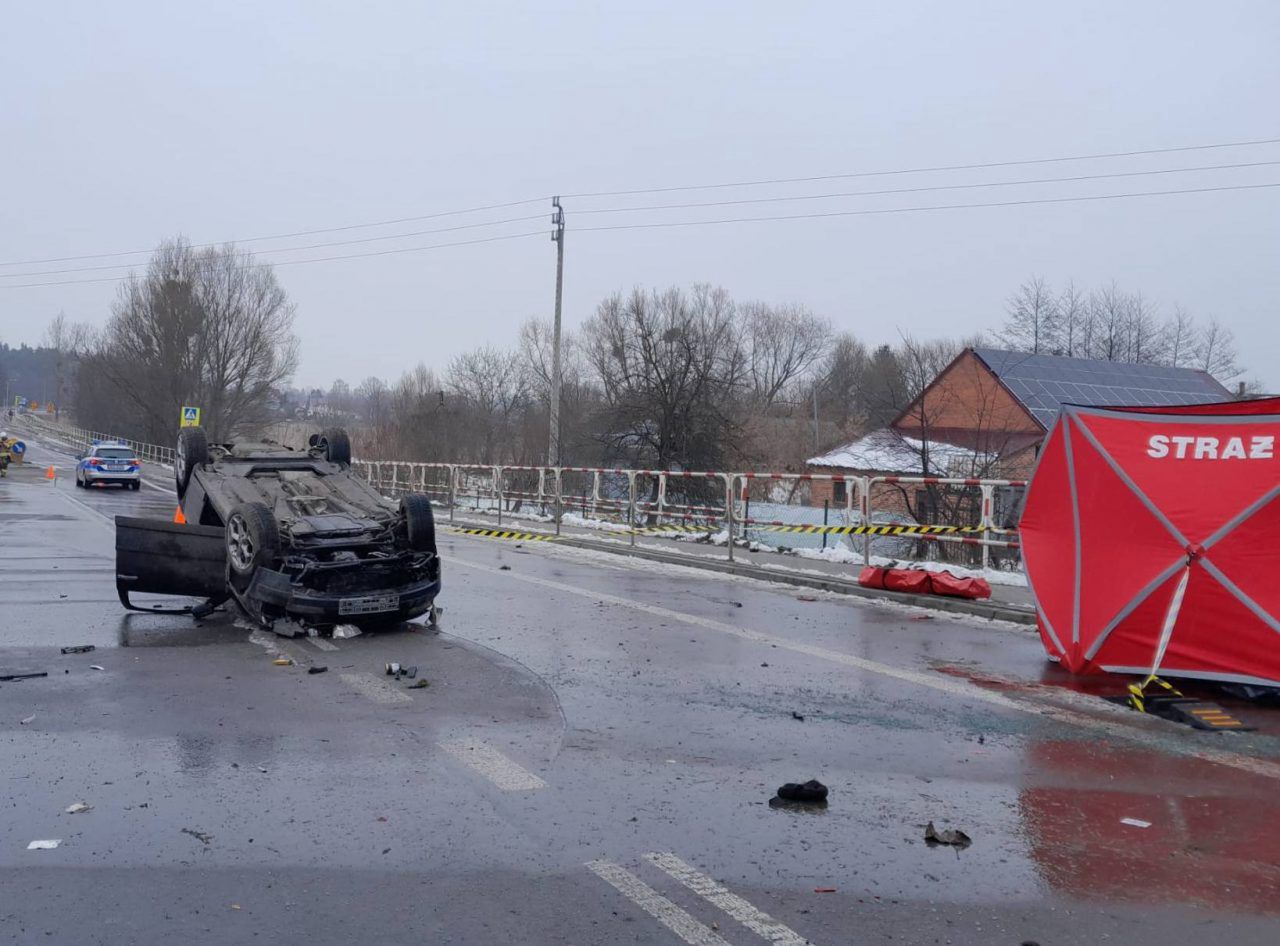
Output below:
[808,346,1231,517]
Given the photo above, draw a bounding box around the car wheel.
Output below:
[401,493,436,554]
[225,501,282,591]
[175,427,209,499]
[130,481,141,491]
[315,427,352,466]
[75,471,84,488]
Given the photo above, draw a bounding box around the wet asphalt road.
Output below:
[3,438,1280,945]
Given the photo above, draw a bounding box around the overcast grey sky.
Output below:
[2,1,1278,388]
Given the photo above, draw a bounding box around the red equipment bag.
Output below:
[857,566,992,599]
[926,570,992,600]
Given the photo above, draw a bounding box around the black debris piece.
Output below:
[774,780,828,804]
[60,645,96,655]
[791,711,805,722]
[0,669,48,682]
[308,666,328,675]
[182,827,214,845]
[924,821,971,848]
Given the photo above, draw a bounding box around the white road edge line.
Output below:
[446,554,1280,781]
[586,860,734,946]
[438,739,547,791]
[337,671,413,705]
[646,852,812,946]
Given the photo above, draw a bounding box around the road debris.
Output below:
[308,666,328,675]
[27,840,61,851]
[796,595,818,602]
[406,679,429,689]
[1120,817,1152,828]
[272,658,293,666]
[772,780,828,805]
[0,669,48,681]
[20,714,35,725]
[89,665,105,671]
[60,645,95,654]
[182,827,214,845]
[386,663,418,679]
[64,802,92,814]
[333,625,362,639]
[924,821,972,847]
[498,564,512,571]
[813,887,837,893]
[790,711,806,722]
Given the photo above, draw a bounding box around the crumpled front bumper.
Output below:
[242,560,442,624]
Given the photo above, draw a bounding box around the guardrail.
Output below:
[354,458,1025,571]
[10,413,1023,573]
[14,415,177,465]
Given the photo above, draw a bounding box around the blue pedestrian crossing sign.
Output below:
[180,406,201,428]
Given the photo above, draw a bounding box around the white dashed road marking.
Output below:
[438,739,547,791]
[586,860,733,946]
[447,555,1280,781]
[306,636,339,652]
[646,852,813,946]
[338,672,413,705]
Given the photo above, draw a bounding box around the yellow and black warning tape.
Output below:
[759,523,990,536]
[450,527,558,542]
[636,524,721,534]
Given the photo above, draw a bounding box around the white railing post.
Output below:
[627,471,637,546]
[494,466,503,526]
[724,474,735,562]
[554,468,563,536]
[979,483,995,571]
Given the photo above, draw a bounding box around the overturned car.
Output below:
[115,427,440,629]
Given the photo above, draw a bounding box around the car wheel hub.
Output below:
[227,515,255,571]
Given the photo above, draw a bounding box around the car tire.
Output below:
[75,471,84,488]
[316,427,352,466]
[401,493,436,554]
[225,501,282,591]
[129,481,141,491]
[175,427,209,499]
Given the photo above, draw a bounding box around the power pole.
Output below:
[548,196,565,467]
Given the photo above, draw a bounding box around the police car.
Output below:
[76,441,142,489]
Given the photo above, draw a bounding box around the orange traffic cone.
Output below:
[45,465,56,480]
[173,505,187,525]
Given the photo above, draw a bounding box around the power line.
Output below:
[5,134,1275,271]
[573,159,1280,216]
[0,230,549,290]
[0,196,550,268]
[563,135,1280,198]
[574,181,1280,232]
[0,214,549,279]
[20,157,1274,280]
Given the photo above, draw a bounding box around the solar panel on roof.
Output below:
[973,346,1229,427]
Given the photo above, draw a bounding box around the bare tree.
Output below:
[1198,317,1241,381]
[999,277,1058,354]
[582,284,745,470]
[1165,306,1198,368]
[446,345,531,464]
[1090,282,1128,362]
[1056,280,1087,357]
[77,238,297,441]
[42,312,94,420]
[741,302,831,408]
[1125,291,1167,365]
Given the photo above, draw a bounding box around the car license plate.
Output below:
[106,464,129,471]
[338,593,400,615]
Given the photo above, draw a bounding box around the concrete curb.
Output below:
[550,535,1038,625]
